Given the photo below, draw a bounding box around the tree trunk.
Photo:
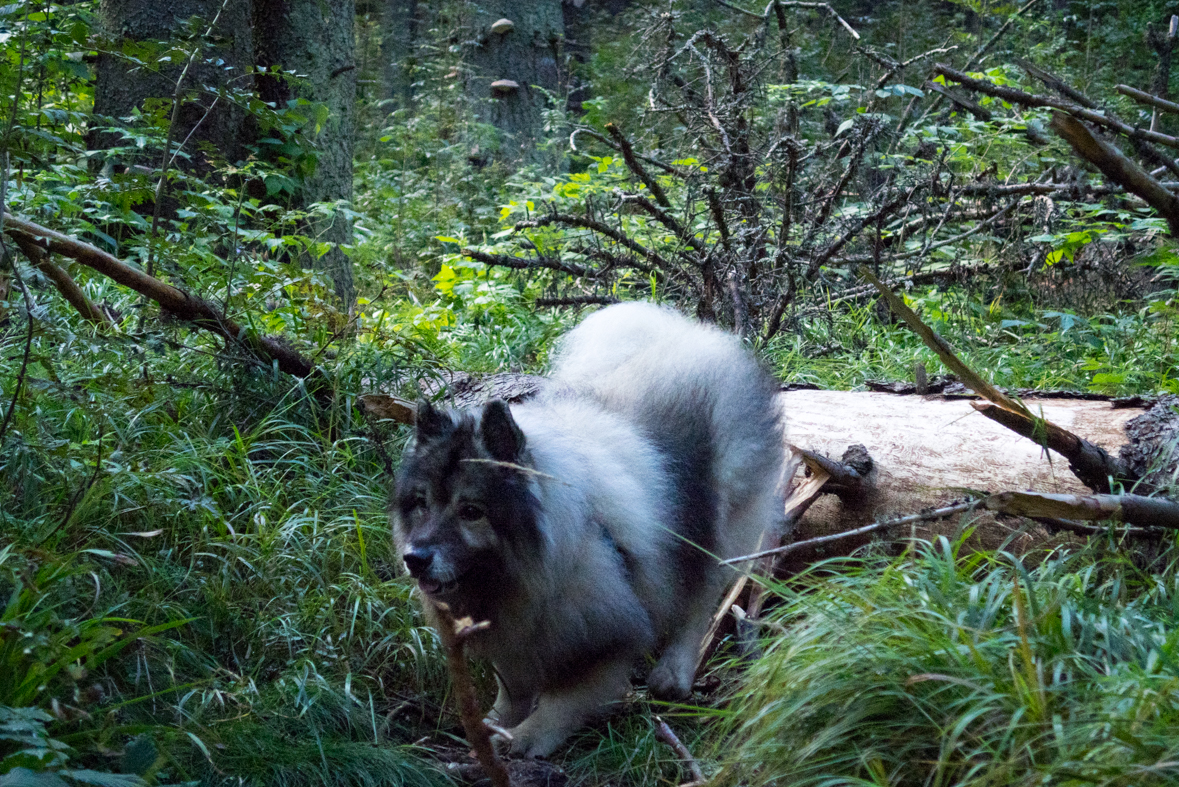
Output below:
[464,0,563,158]
[379,0,419,109]
[254,0,358,309]
[92,0,255,171]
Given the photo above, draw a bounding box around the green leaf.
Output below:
[58,772,144,787]
[0,770,68,787]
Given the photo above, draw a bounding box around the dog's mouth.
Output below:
[417,575,463,597]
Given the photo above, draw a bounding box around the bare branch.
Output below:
[461,247,593,278]
[934,64,1179,150]
[606,123,672,208]
[1048,112,1179,235]
[3,212,317,380]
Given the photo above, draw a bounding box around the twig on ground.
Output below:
[796,444,873,499]
[653,715,706,787]
[985,490,1179,531]
[431,602,512,787]
[722,500,981,564]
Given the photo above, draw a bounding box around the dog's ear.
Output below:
[415,399,452,440]
[480,400,525,461]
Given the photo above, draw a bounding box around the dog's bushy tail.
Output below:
[550,303,786,557]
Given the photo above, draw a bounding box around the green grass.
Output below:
[768,288,1179,396]
[712,536,1179,786]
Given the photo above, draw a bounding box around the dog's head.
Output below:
[392,399,540,607]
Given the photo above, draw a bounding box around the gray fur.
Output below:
[392,303,786,757]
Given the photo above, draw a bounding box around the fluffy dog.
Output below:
[392,303,786,757]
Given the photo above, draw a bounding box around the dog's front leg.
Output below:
[487,672,536,728]
[503,657,632,758]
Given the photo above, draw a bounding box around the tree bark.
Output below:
[379,0,419,109]
[91,0,256,171]
[254,0,358,309]
[464,0,563,157]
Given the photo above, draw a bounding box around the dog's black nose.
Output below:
[403,548,433,577]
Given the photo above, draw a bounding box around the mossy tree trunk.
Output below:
[379,0,420,110]
[93,0,358,310]
[254,0,358,309]
[92,0,256,172]
[464,0,563,158]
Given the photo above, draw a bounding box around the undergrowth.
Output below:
[713,536,1179,786]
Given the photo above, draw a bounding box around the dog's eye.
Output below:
[405,492,427,510]
[457,503,485,521]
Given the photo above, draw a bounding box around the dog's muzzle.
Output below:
[403,547,460,597]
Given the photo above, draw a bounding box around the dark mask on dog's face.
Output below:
[393,400,540,608]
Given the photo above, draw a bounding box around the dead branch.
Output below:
[773,2,860,40]
[972,403,1134,493]
[796,444,873,500]
[985,491,1179,530]
[570,128,687,177]
[809,187,923,276]
[534,295,620,308]
[615,191,706,254]
[955,182,1159,197]
[911,0,1043,127]
[359,393,415,425]
[1011,64,1179,179]
[934,64,1179,150]
[925,81,993,121]
[9,232,111,327]
[653,716,706,787]
[516,212,700,293]
[1017,59,1100,109]
[2,212,317,380]
[722,500,981,565]
[606,123,672,208]
[859,266,1028,416]
[1048,112,1179,235]
[1117,84,1179,116]
[461,247,593,278]
[431,602,512,787]
[1147,15,1179,132]
[867,46,957,90]
[962,0,1043,71]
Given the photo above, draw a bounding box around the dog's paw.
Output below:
[647,661,693,701]
[493,717,568,759]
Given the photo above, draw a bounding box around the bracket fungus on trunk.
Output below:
[490,79,520,98]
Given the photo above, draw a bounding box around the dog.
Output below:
[392,302,786,757]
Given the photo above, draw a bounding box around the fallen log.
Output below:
[779,388,1150,555]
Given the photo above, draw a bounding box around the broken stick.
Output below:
[860,266,1137,494]
[653,715,706,787]
[431,602,512,787]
